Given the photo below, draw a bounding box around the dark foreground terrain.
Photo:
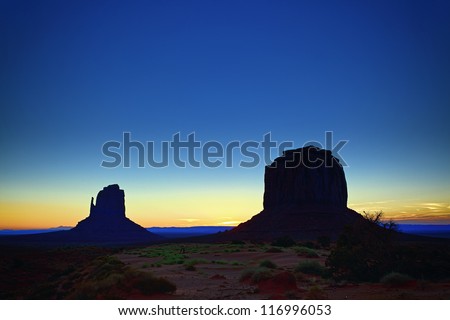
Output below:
[1,238,449,300]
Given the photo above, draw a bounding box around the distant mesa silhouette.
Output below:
[225,146,366,240]
[71,184,161,243]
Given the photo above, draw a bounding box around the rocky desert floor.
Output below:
[1,242,450,299]
[116,242,450,300]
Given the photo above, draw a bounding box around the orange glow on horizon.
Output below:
[1,198,449,230]
[0,201,86,229]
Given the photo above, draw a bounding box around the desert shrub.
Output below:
[317,236,331,248]
[295,261,327,277]
[327,212,450,282]
[239,267,272,283]
[89,256,126,281]
[295,247,319,258]
[265,247,283,253]
[184,258,208,266]
[391,244,450,280]
[70,257,129,299]
[239,268,257,282]
[326,211,398,282]
[184,258,209,270]
[299,241,317,249]
[161,254,186,265]
[231,240,246,245]
[71,256,176,298]
[251,268,273,283]
[305,285,328,299]
[185,265,196,271]
[259,260,277,269]
[136,246,187,265]
[380,272,412,286]
[271,236,296,248]
[135,273,176,295]
[328,211,450,282]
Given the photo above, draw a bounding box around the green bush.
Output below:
[259,260,277,269]
[326,211,398,281]
[135,273,176,295]
[239,268,256,282]
[239,267,272,283]
[295,246,319,258]
[390,245,450,281]
[183,258,208,270]
[71,256,177,298]
[305,285,328,299]
[295,261,326,276]
[299,241,317,249]
[327,211,450,282]
[184,258,208,266]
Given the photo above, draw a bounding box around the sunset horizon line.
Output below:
[2,216,450,231]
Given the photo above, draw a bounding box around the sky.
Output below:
[1,0,449,229]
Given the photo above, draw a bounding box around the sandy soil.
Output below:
[117,250,301,299]
[2,243,448,300]
[116,243,450,300]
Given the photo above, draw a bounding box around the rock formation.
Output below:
[228,146,365,240]
[89,184,125,219]
[71,184,160,243]
[263,147,348,209]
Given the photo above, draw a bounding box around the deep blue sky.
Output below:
[1,0,449,228]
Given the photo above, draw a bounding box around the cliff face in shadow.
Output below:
[263,147,348,209]
[227,147,365,240]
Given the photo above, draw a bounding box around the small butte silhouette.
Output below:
[71,184,160,243]
[1,184,161,245]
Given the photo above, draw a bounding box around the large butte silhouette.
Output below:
[224,146,366,240]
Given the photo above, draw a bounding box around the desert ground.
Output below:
[117,242,450,300]
[1,241,449,300]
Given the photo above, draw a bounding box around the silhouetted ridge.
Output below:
[224,146,365,241]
